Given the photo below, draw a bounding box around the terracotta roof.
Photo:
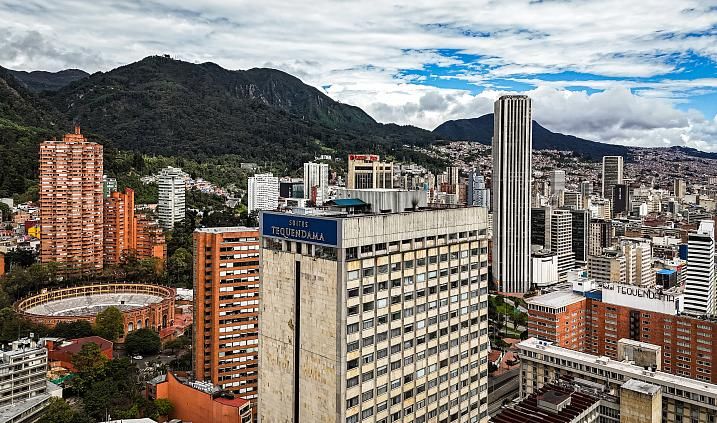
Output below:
[54,336,112,354]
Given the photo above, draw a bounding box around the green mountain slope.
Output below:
[48,56,438,170]
[8,69,89,92]
[0,66,67,197]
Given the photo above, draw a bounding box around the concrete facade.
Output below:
[492,95,533,293]
[258,207,490,423]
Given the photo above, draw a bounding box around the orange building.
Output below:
[193,227,259,403]
[40,126,104,275]
[135,213,167,265]
[526,291,587,350]
[103,188,166,266]
[103,188,136,264]
[148,372,252,423]
[0,252,4,277]
[46,336,113,371]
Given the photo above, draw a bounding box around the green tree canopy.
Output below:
[38,397,93,423]
[154,398,173,418]
[125,328,161,356]
[94,307,124,342]
[50,321,94,339]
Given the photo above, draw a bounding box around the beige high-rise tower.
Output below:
[492,95,533,293]
[39,126,103,274]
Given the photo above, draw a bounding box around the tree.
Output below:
[154,398,173,418]
[124,328,161,356]
[70,342,109,395]
[163,336,190,354]
[166,247,192,287]
[38,397,93,423]
[50,320,94,339]
[94,307,124,342]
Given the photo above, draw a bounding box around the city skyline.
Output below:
[2,2,717,151]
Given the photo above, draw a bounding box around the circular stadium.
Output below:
[15,283,175,339]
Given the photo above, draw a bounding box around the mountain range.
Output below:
[1,55,711,198]
[433,115,630,159]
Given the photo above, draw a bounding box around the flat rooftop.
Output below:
[491,383,599,423]
[622,379,661,396]
[526,290,585,309]
[519,338,717,397]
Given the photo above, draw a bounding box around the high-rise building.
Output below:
[602,156,624,200]
[193,227,260,403]
[684,220,716,315]
[550,209,575,282]
[303,162,329,205]
[157,166,186,229]
[103,188,136,265]
[620,239,654,287]
[247,173,279,212]
[467,170,490,208]
[612,184,628,215]
[588,219,613,256]
[447,166,460,186]
[347,154,393,189]
[531,206,551,249]
[135,214,166,265]
[0,338,56,422]
[102,175,117,198]
[562,191,582,209]
[258,207,491,422]
[571,210,590,265]
[674,179,686,199]
[492,95,532,293]
[39,126,104,274]
[588,248,626,284]
[548,170,565,196]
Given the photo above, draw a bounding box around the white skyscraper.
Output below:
[157,166,186,229]
[248,173,279,212]
[467,170,490,208]
[492,95,532,293]
[602,156,624,199]
[303,162,329,205]
[548,170,566,196]
[550,209,574,282]
[684,220,716,315]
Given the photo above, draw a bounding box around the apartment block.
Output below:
[518,337,717,423]
[39,126,104,274]
[258,207,491,423]
[158,166,186,229]
[193,227,260,403]
[103,188,136,264]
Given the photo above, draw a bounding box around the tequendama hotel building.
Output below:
[258,207,491,423]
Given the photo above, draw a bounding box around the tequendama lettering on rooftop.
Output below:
[270,226,326,242]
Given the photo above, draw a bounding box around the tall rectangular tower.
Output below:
[303,162,329,205]
[39,126,103,274]
[684,220,716,315]
[193,227,260,403]
[258,207,491,422]
[601,156,624,199]
[248,173,279,212]
[157,166,186,229]
[347,154,394,189]
[550,209,575,282]
[103,188,136,265]
[492,95,532,293]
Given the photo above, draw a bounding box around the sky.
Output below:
[2,0,717,150]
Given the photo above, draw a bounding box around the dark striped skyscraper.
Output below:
[492,95,532,293]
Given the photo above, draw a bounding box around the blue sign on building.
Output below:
[261,212,339,247]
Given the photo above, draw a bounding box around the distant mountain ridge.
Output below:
[433,114,631,160]
[8,69,89,92]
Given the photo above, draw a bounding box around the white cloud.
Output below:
[1,0,717,149]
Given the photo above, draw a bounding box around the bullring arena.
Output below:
[15,283,175,341]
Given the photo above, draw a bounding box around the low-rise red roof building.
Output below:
[45,336,113,371]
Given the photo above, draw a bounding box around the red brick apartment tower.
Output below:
[39,126,103,274]
[103,188,136,264]
[193,227,260,404]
